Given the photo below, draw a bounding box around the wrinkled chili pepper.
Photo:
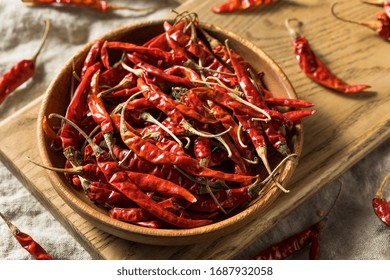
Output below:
[332,2,390,41]
[372,173,390,227]
[252,220,325,260]
[285,18,370,94]
[21,0,159,12]
[252,183,342,260]
[81,39,101,77]
[0,19,50,105]
[0,212,52,260]
[212,0,278,14]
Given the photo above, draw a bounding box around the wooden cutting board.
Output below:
[0,0,389,259]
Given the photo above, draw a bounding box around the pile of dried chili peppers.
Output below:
[41,12,315,229]
[285,18,370,94]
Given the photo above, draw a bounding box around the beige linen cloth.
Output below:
[0,0,389,260]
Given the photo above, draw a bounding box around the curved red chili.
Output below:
[286,18,370,94]
[0,212,52,260]
[0,19,50,105]
[372,174,390,227]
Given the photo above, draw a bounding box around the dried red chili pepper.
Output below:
[372,173,390,227]
[252,183,342,260]
[81,39,101,78]
[21,0,159,13]
[285,18,370,94]
[332,2,390,41]
[0,212,52,260]
[0,19,50,105]
[212,0,278,14]
[252,220,324,260]
[87,69,115,159]
[60,62,102,153]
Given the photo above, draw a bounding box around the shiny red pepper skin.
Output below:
[0,60,35,105]
[81,39,101,77]
[376,12,390,41]
[372,174,390,227]
[252,221,323,260]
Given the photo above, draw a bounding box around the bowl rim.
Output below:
[37,18,303,244]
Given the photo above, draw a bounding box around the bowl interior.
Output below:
[37,19,303,246]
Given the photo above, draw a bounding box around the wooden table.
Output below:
[0,0,389,259]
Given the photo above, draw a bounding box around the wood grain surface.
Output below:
[0,0,389,259]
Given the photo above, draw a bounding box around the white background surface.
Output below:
[0,0,389,260]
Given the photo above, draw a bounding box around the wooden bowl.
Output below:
[37,19,303,246]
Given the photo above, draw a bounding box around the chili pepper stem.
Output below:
[49,113,105,157]
[27,157,83,175]
[0,212,19,235]
[248,153,298,196]
[331,2,382,31]
[140,111,183,147]
[375,173,390,199]
[31,19,51,63]
[285,18,302,39]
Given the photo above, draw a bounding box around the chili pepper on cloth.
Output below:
[21,0,159,13]
[0,212,52,260]
[332,2,390,42]
[0,19,50,105]
[212,0,278,14]
[285,18,370,94]
[252,183,342,260]
[372,173,390,227]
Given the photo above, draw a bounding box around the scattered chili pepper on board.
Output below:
[372,173,390,227]
[331,1,390,42]
[252,183,342,260]
[212,0,278,14]
[39,12,314,229]
[0,212,52,260]
[285,18,370,94]
[0,19,50,105]
[21,0,160,13]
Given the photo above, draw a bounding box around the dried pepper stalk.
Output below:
[332,1,390,42]
[285,18,370,94]
[212,0,278,14]
[0,212,52,260]
[0,19,50,105]
[372,173,390,227]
